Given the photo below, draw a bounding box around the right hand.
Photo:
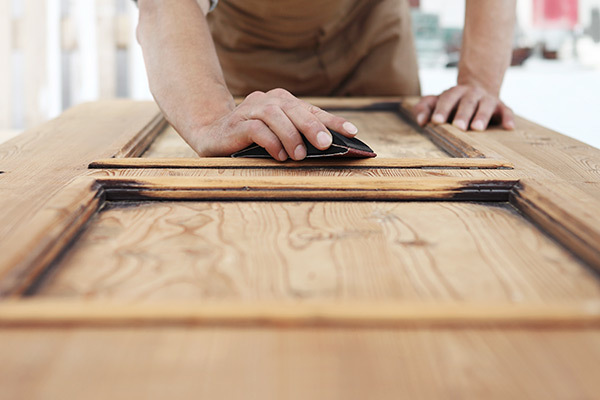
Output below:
[186,88,359,161]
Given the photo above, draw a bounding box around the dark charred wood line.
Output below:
[321,102,402,112]
[102,189,511,202]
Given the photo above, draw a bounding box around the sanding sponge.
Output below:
[232,129,376,159]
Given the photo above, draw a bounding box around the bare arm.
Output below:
[414,0,516,131]
[136,0,357,160]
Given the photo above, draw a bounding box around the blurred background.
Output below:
[1,0,599,148]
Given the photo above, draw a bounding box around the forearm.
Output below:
[458,0,516,95]
[136,0,234,141]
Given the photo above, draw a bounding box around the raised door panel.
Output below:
[33,201,599,303]
[1,98,599,399]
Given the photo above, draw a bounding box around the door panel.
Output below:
[34,201,599,302]
[1,98,600,398]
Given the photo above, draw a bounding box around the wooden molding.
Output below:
[90,157,514,170]
[511,179,600,269]
[97,176,518,201]
[0,300,599,328]
[0,178,103,297]
[112,113,168,158]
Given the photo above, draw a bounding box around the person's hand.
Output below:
[186,88,359,160]
[413,84,515,132]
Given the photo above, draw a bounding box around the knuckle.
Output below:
[265,137,280,150]
[282,127,301,142]
[268,88,290,98]
[246,120,264,132]
[281,99,300,111]
[476,108,493,118]
[461,97,478,108]
[470,87,483,96]
[262,103,279,117]
[303,120,322,134]
[308,104,322,114]
[413,103,427,112]
[246,91,265,101]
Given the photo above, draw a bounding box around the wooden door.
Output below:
[1,98,599,399]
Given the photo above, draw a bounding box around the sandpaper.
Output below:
[231,129,376,159]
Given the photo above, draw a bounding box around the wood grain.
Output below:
[142,111,450,159]
[400,99,600,199]
[34,201,600,302]
[90,157,514,169]
[2,301,600,328]
[0,178,101,297]
[86,165,522,180]
[0,101,162,244]
[97,176,516,201]
[0,327,599,400]
[2,98,600,400]
[511,179,600,269]
[138,124,197,158]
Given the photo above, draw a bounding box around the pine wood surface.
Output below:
[97,176,516,201]
[87,165,521,179]
[90,157,514,169]
[142,111,450,159]
[2,300,600,328]
[400,98,600,199]
[0,100,162,243]
[1,327,599,400]
[34,201,599,302]
[1,97,600,398]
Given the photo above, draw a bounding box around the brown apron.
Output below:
[207,0,421,96]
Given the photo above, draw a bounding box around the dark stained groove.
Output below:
[102,189,511,203]
[97,177,516,202]
[323,102,401,112]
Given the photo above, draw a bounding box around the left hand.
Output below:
[413,84,515,132]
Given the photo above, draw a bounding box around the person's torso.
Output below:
[208,0,369,50]
[207,0,421,97]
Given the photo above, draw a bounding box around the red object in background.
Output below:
[409,0,420,8]
[533,0,579,29]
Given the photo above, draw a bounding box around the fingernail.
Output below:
[294,144,306,160]
[317,131,332,148]
[343,121,358,135]
[453,120,467,131]
[278,149,288,161]
[471,121,485,131]
[416,113,426,126]
[506,121,515,130]
[432,114,445,124]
